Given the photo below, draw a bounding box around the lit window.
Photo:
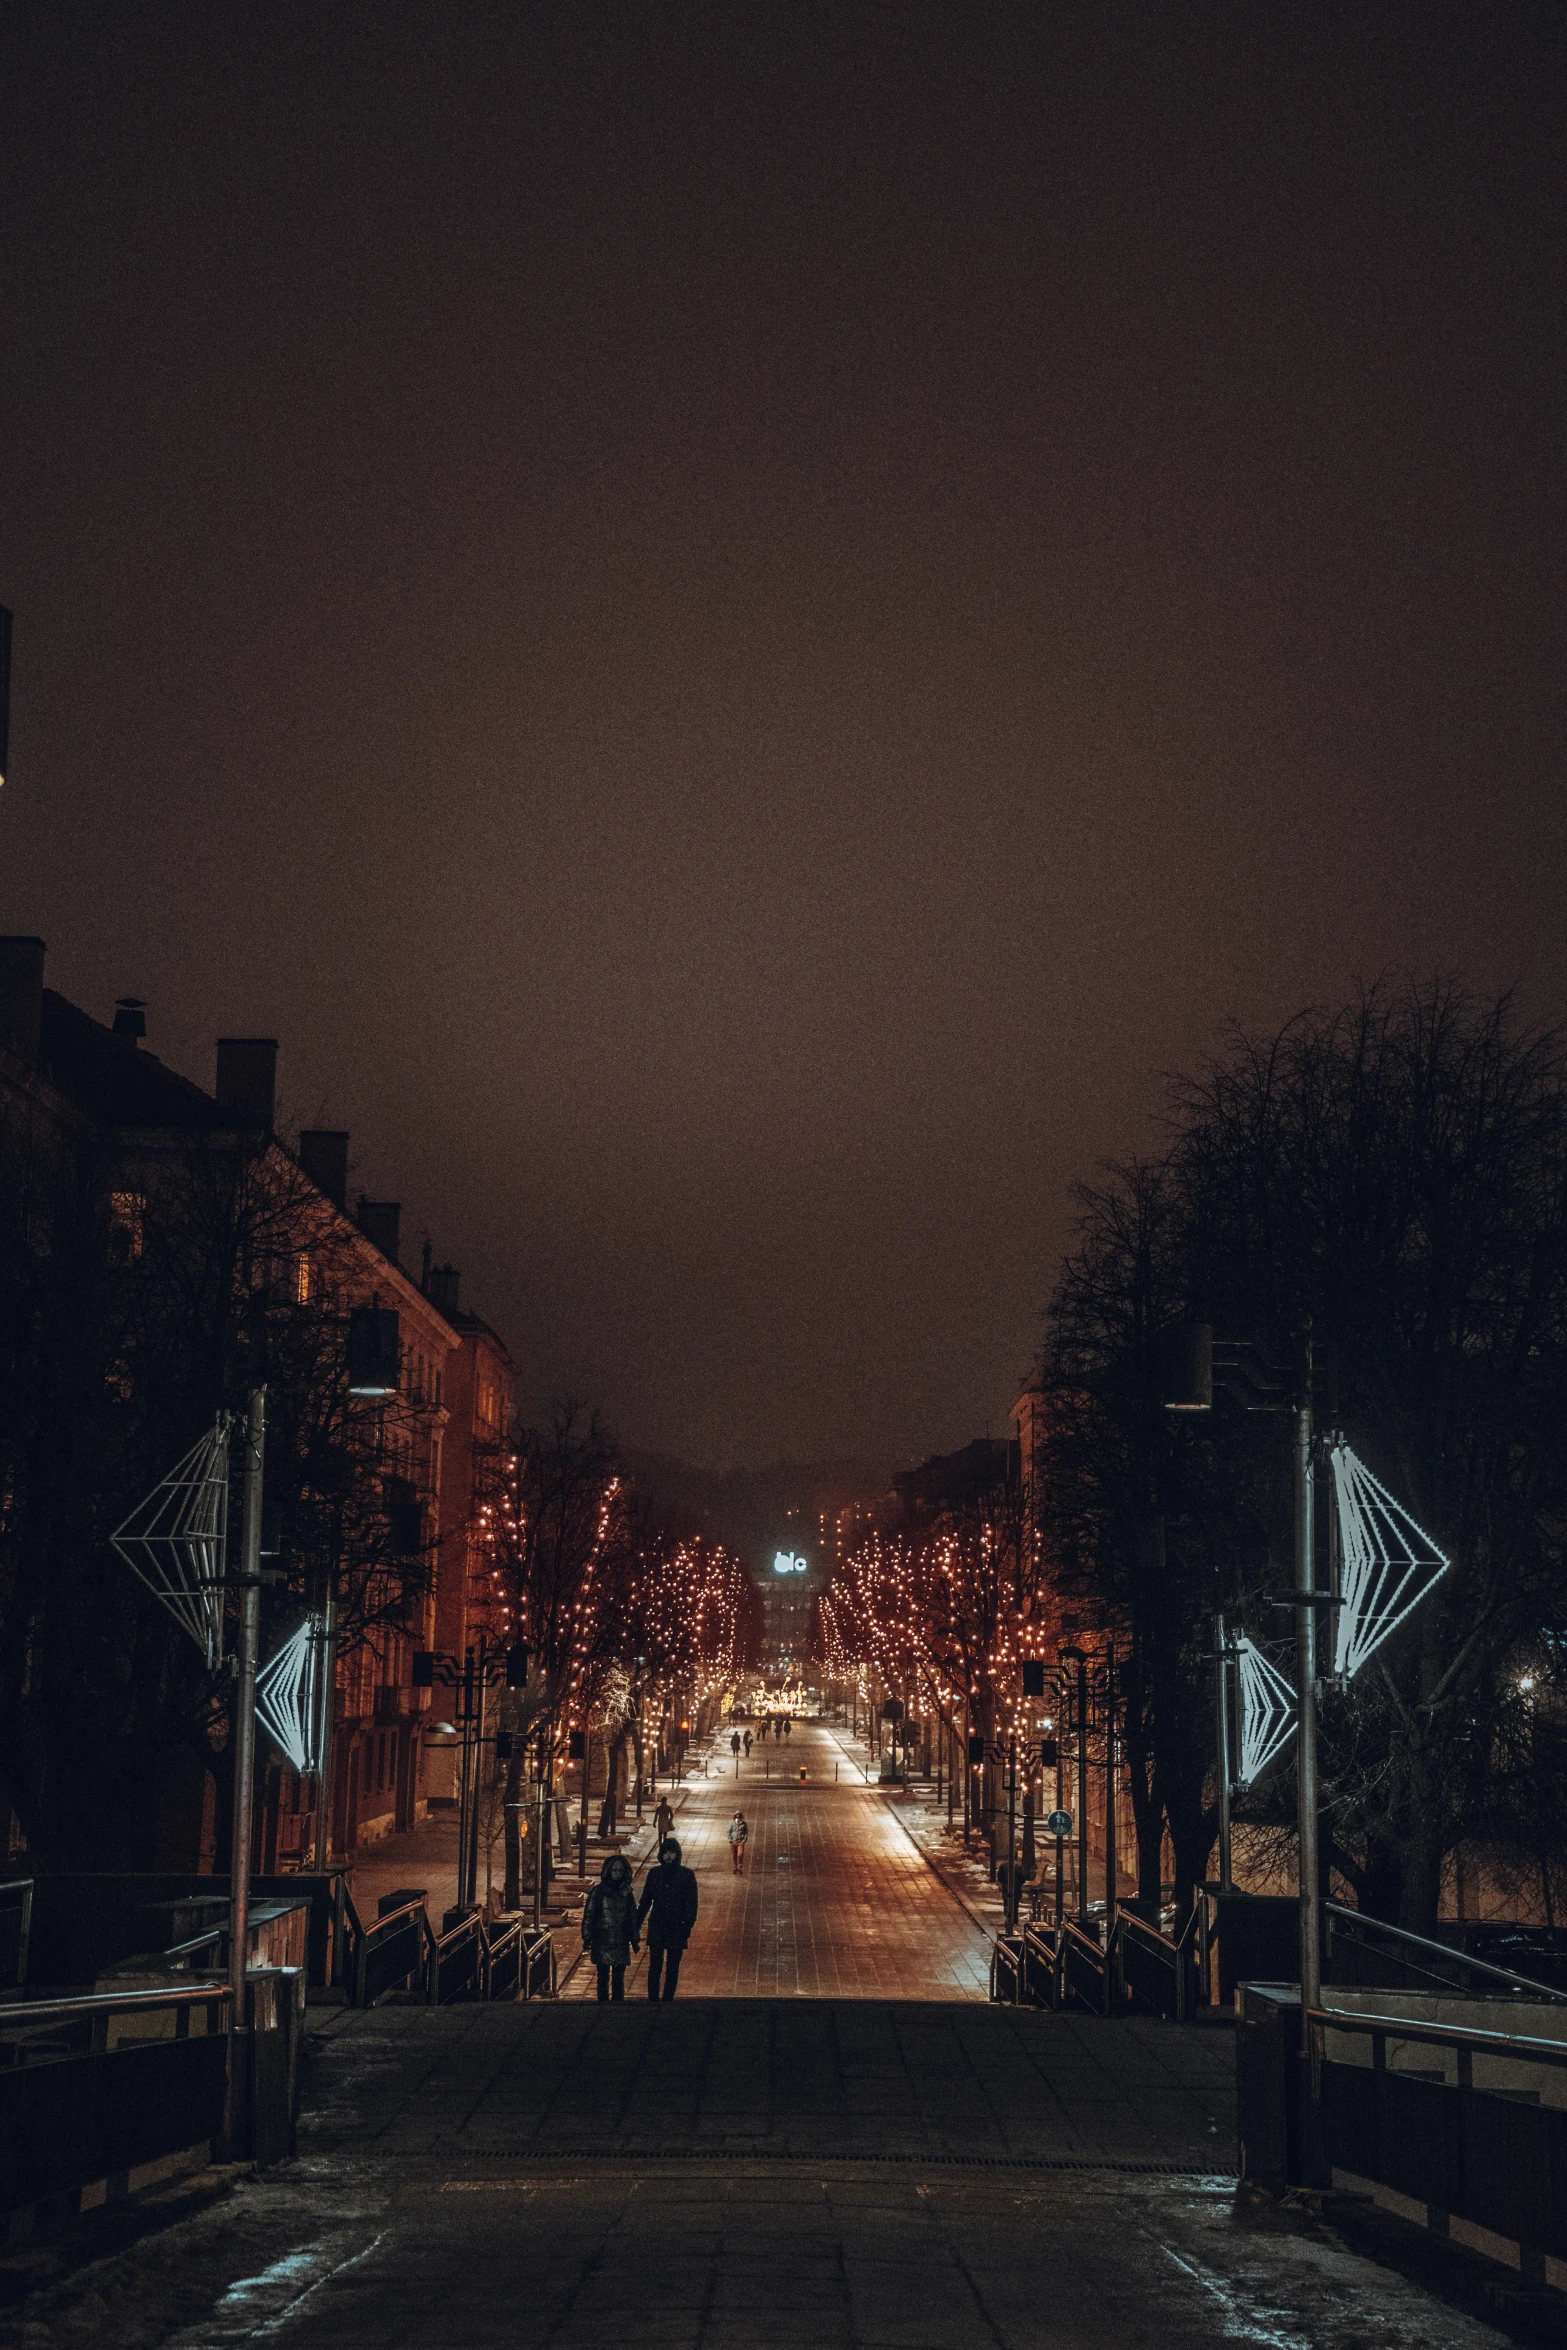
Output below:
[294,1252,314,1304]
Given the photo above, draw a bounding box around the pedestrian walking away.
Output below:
[729,1811,749,1874]
[742,1729,752,1756]
[582,1853,639,2001]
[653,1793,675,1845]
[782,1717,791,1740]
[637,1836,699,2000]
[730,1729,741,1758]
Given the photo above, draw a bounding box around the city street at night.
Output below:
[5,2,1567,2337]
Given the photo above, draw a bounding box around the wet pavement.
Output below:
[0,1721,1538,2347]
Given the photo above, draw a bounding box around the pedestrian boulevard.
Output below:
[564,1718,992,2000]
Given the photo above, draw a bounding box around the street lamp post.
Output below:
[223,1386,266,2159]
[1212,1609,1234,1895]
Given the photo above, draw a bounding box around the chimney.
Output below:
[215,1037,278,1130]
[427,1263,461,1315]
[112,996,147,1048]
[0,936,45,1069]
[299,1129,349,1208]
[356,1197,401,1263]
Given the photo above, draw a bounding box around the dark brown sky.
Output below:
[3,2,1563,1471]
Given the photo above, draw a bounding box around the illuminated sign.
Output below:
[772,1551,808,1575]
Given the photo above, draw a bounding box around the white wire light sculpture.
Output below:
[1329,1441,1450,1682]
[1233,1634,1297,1788]
[256,1614,328,1775]
[110,1416,231,1667]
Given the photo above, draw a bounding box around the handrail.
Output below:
[1118,1909,1179,1959]
[1324,1901,1567,2004]
[364,1897,427,1942]
[0,1983,234,2029]
[430,1910,483,1954]
[1308,2003,1567,2067]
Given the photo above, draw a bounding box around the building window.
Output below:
[294,1252,314,1304]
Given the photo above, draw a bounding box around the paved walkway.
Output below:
[5,2004,1514,2350]
[564,1720,992,1999]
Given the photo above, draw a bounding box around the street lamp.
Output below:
[1161,1325,1324,2040]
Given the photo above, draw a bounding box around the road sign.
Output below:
[1045,1809,1073,1837]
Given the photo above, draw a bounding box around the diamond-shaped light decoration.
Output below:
[256,1614,327,1774]
[111,1417,231,1666]
[1330,1442,1450,1682]
[1233,1634,1296,1788]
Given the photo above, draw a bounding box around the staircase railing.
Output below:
[1324,1903,1567,2004]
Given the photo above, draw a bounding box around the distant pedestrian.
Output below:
[731,1730,742,1758]
[729,1812,749,1873]
[637,1836,699,2000]
[743,1730,752,1756]
[582,1853,639,2002]
[654,1793,675,1844]
[782,1717,791,1740]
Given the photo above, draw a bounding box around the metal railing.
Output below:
[0,1980,234,2066]
[428,1910,484,2004]
[997,1904,1203,2018]
[1324,1902,1567,2004]
[1308,2002,1567,2073]
[346,1894,554,2008]
[353,1897,429,2007]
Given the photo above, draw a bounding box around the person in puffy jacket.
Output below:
[582,1852,639,2001]
[636,1836,699,2001]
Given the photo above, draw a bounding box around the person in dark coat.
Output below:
[582,1852,639,2001]
[636,1836,699,2001]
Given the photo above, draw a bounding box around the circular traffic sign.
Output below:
[1045,1809,1073,1837]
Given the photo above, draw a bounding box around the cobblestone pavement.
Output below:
[564,1720,992,2000]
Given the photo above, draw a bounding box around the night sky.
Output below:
[2,4,1563,1473]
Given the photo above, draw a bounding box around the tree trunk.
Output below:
[597,1730,624,1836]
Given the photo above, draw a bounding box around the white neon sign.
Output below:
[773,1551,808,1575]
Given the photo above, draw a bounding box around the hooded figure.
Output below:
[582,1852,639,2001]
[636,1836,699,2001]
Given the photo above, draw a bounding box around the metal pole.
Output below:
[1295,1327,1319,2008]
[1104,1649,1117,1921]
[310,1586,337,1876]
[1005,1737,1018,1930]
[578,1726,590,1879]
[224,1387,265,2158]
[1214,1610,1234,1895]
[1295,1322,1324,2173]
[466,1632,488,1909]
[1076,1658,1089,1926]
[1054,1723,1065,1930]
[532,1733,546,1930]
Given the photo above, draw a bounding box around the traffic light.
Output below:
[568,1730,586,1760]
[1038,1737,1059,1769]
[1021,1660,1046,1698]
[967,1733,986,1767]
[494,1731,513,1762]
[412,1651,436,1688]
[506,1646,529,1688]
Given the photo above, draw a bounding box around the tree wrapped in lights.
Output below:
[815,1461,1049,1847]
[474,1404,757,1905]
